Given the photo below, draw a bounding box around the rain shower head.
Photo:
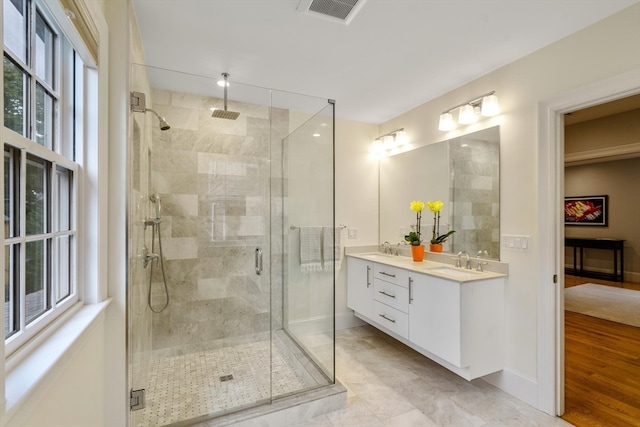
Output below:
[211,109,240,120]
[130,91,171,130]
[212,73,240,120]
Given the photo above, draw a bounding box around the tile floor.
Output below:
[146,325,572,426]
[285,325,572,427]
[136,339,316,426]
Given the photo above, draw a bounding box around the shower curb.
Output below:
[183,381,347,426]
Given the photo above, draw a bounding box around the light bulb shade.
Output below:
[481,94,500,116]
[372,139,384,154]
[438,112,454,131]
[383,135,395,149]
[395,130,408,145]
[458,104,475,124]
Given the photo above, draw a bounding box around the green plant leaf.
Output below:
[432,230,456,244]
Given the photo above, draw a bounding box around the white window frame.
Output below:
[2,0,91,357]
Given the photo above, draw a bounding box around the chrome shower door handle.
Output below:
[255,247,263,275]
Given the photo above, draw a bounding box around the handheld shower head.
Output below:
[149,194,161,219]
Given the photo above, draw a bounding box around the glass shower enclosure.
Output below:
[128,64,336,426]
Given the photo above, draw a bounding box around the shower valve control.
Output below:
[142,246,159,268]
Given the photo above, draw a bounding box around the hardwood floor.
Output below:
[561,275,640,427]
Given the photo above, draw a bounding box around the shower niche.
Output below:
[128,64,339,426]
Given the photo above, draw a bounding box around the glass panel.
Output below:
[54,235,71,302]
[279,100,335,393]
[35,12,55,86]
[35,83,54,148]
[55,166,71,231]
[26,155,49,235]
[4,244,19,338]
[4,145,19,238]
[3,56,28,136]
[25,239,48,324]
[2,0,28,63]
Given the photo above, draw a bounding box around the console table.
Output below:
[565,237,625,282]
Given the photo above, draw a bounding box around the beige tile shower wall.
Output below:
[148,88,288,352]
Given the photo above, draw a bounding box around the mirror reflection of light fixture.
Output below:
[371,128,408,156]
[438,91,499,131]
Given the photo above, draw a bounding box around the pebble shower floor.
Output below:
[136,339,313,426]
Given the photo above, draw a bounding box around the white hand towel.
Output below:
[299,226,323,273]
[323,227,342,272]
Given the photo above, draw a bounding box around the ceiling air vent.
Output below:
[297,0,367,25]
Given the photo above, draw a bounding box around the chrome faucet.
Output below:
[382,241,392,255]
[456,251,471,269]
[476,250,489,272]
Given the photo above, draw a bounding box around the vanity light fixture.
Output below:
[438,91,499,131]
[372,128,408,156]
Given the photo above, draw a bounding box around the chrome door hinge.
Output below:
[130,389,146,411]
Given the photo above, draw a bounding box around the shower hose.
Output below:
[148,220,170,313]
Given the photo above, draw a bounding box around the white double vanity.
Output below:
[347,251,507,381]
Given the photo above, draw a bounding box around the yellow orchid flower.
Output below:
[410,200,424,212]
[427,200,443,213]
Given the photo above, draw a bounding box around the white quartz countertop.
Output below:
[347,252,507,283]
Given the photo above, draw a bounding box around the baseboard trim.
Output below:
[482,367,539,410]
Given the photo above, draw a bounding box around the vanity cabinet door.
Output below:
[347,257,374,319]
[408,275,462,366]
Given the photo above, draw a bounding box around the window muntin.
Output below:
[3,0,79,352]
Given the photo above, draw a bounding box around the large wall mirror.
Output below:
[379,126,501,260]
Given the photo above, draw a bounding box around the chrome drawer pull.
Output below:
[379,314,396,323]
[378,290,396,298]
[379,271,396,278]
[409,277,414,303]
[366,265,372,287]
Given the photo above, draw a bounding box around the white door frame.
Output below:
[537,69,640,415]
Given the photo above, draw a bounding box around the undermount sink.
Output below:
[425,266,481,278]
[359,253,395,261]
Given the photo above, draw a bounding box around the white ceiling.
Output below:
[133,0,638,124]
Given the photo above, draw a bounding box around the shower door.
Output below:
[128,63,335,426]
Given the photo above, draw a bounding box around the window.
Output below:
[3,0,80,354]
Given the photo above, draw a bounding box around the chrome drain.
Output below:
[220,374,234,382]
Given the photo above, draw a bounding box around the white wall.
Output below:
[335,118,379,325]
[374,2,640,410]
[5,318,106,427]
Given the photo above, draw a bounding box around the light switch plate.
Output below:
[502,234,531,251]
[348,228,358,239]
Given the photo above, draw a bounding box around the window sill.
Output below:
[3,299,112,421]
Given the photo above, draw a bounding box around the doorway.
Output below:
[537,69,640,419]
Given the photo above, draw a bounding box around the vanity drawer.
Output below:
[373,263,409,287]
[373,300,409,339]
[373,279,409,313]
